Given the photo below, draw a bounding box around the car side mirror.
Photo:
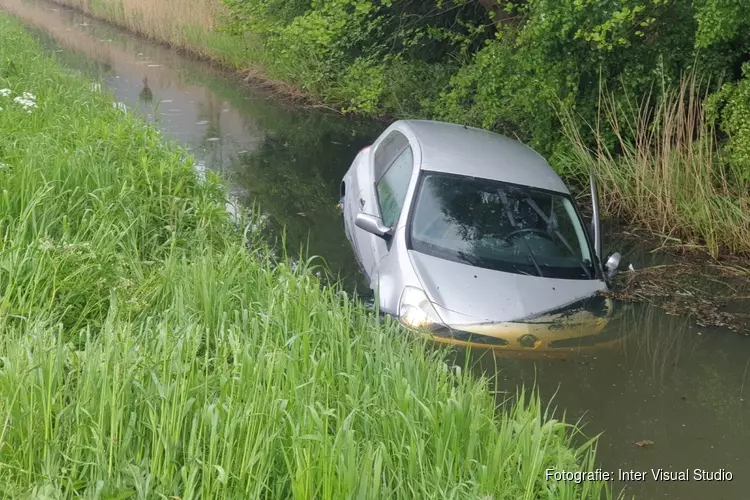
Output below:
[355,213,392,239]
[605,252,621,278]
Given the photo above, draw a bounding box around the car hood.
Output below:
[408,250,607,324]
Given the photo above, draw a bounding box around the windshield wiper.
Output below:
[523,197,593,279]
[498,192,544,277]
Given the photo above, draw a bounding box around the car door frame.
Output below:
[354,123,421,288]
[589,170,604,274]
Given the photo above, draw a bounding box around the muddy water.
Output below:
[2,1,749,498]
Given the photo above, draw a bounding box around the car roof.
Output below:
[397,120,569,194]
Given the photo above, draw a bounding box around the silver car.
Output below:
[340,120,621,349]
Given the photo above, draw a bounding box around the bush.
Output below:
[709,63,750,184]
[221,0,490,115]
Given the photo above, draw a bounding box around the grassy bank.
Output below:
[0,14,610,499]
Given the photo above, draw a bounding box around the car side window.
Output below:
[374,131,409,180]
[376,146,413,227]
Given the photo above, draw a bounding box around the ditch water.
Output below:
[1,0,749,498]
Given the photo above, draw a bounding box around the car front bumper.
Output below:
[415,296,626,355]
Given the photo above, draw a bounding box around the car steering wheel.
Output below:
[506,227,554,241]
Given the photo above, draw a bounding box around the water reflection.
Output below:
[138,75,152,103]
[624,305,701,384]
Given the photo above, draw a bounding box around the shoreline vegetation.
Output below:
[48,0,750,258]
[0,14,612,498]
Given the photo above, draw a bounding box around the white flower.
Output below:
[194,160,206,183]
[22,92,35,100]
[38,238,55,252]
[0,89,10,97]
[0,162,9,169]
[13,96,36,111]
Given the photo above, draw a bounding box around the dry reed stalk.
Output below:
[561,71,750,256]
[51,0,223,45]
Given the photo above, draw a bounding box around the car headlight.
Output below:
[398,286,443,328]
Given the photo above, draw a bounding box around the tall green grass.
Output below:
[0,14,610,499]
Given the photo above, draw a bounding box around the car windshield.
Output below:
[408,172,596,280]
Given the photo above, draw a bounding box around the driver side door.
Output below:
[354,130,414,287]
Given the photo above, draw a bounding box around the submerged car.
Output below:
[340,120,622,350]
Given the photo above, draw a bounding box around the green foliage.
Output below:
[437,0,706,154]
[694,0,750,48]
[709,63,750,183]
[217,0,742,166]
[0,23,231,332]
[222,0,490,114]
[435,37,562,148]
[221,0,750,157]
